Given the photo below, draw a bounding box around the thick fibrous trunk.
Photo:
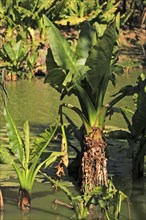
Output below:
[18,188,31,212]
[82,127,108,191]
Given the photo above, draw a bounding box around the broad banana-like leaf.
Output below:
[13,40,23,61]
[45,47,58,71]
[85,21,117,94]
[27,121,59,190]
[4,108,25,166]
[45,48,65,92]
[76,21,96,64]
[43,15,77,71]
[3,43,15,63]
[44,67,65,93]
[44,15,85,91]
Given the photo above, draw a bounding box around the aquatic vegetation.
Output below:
[42,172,128,220]
[1,1,145,219]
[43,8,129,192]
[1,106,64,211]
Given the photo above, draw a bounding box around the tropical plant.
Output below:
[55,0,120,26]
[42,172,128,220]
[0,0,69,80]
[1,105,64,211]
[0,39,29,79]
[42,5,131,193]
[0,34,40,80]
[0,0,64,28]
[24,48,39,80]
[108,73,146,178]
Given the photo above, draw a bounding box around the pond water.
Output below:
[1,70,145,130]
[0,70,146,219]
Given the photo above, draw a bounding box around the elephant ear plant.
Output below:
[43,9,126,192]
[1,106,64,211]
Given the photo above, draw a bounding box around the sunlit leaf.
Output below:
[86,21,117,94]
[4,108,25,165]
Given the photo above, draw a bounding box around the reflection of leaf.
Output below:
[1,181,19,187]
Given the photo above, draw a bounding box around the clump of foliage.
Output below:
[1,1,143,219]
[42,172,128,220]
[0,103,64,211]
[42,0,131,191]
[0,0,64,80]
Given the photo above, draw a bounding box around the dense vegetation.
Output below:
[0,0,145,80]
[0,0,146,219]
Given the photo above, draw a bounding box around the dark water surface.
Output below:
[0,71,146,219]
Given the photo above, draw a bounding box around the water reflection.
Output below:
[130,178,146,220]
[1,176,146,220]
[1,182,74,220]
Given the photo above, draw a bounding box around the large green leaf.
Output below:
[43,15,77,71]
[45,48,58,71]
[76,21,96,65]
[13,40,23,61]
[4,108,25,166]
[27,121,59,191]
[3,43,15,63]
[44,16,89,95]
[44,68,65,93]
[85,21,117,94]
